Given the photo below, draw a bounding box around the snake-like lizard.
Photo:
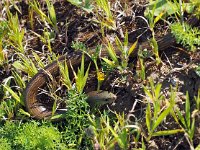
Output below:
[24,16,199,119]
[24,51,118,119]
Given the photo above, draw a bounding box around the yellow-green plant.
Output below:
[194,89,200,110]
[73,54,91,93]
[144,0,200,62]
[90,45,104,91]
[0,137,11,150]
[6,0,22,14]
[0,99,16,120]
[31,51,46,68]
[0,121,66,149]
[6,11,25,53]
[137,57,146,80]
[87,111,140,149]
[28,5,35,30]
[145,0,178,18]
[4,53,43,112]
[0,21,8,66]
[137,48,147,80]
[190,0,200,18]
[59,59,72,90]
[31,28,55,53]
[2,69,28,119]
[143,80,183,141]
[170,22,200,51]
[150,37,161,65]
[144,0,170,65]
[94,0,116,30]
[51,59,72,116]
[59,90,91,148]
[2,61,32,106]
[29,0,58,33]
[171,92,197,149]
[72,41,103,91]
[45,0,58,33]
[12,53,38,78]
[102,32,138,71]
[2,74,25,120]
[144,0,193,21]
[3,79,24,106]
[11,71,26,89]
[43,29,55,53]
[148,10,163,64]
[72,34,137,91]
[58,52,90,94]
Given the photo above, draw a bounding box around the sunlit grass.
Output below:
[0,0,199,149]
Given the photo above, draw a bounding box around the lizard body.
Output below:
[24,16,198,119]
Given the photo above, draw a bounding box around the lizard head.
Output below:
[86,90,117,107]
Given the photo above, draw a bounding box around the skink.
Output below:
[24,16,198,119]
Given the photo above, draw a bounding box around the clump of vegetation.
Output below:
[0,138,11,150]
[143,80,181,141]
[0,121,65,150]
[60,90,91,149]
[190,0,200,18]
[102,32,138,70]
[170,22,200,51]
[0,0,199,149]
[0,21,9,66]
[87,111,141,149]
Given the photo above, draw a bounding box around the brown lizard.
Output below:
[24,16,199,120]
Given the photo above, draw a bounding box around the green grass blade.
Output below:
[190,117,195,140]
[82,63,91,93]
[32,51,45,68]
[143,86,153,101]
[115,36,123,52]
[19,108,31,117]
[30,0,52,25]
[12,55,38,77]
[152,105,172,131]
[152,129,184,136]
[46,0,56,24]
[194,89,200,110]
[12,61,27,72]
[155,83,162,100]
[3,85,24,105]
[153,11,164,25]
[45,0,58,32]
[106,40,119,64]
[52,99,57,116]
[195,144,200,150]
[80,54,85,77]
[12,71,25,89]
[146,102,151,132]
[76,54,91,93]
[124,31,129,48]
[102,57,116,68]
[176,108,187,128]
[185,91,191,128]
[150,38,161,64]
[59,60,72,90]
[128,39,138,56]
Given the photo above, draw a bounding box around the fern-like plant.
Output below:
[170,22,200,51]
[190,0,200,18]
[0,121,66,150]
[61,90,91,149]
